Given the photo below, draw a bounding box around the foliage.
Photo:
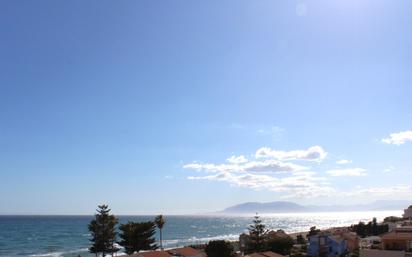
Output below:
[266,236,295,255]
[88,205,119,257]
[247,214,268,252]
[155,215,166,250]
[296,234,306,244]
[307,226,321,238]
[118,221,158,254]
[350,218,389,237]
[383,216,404,223]
[205,240,235,257]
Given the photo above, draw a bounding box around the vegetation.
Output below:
[296,234,306,244]
[266,236,295,255]
[384,216,404,223]
[155,215,166,250]
[247,214,268,253]
[88,205,119,257]
[205,240,235,257]
[350,217,389,237]
[118,221,158,254]
[307,226,321,238]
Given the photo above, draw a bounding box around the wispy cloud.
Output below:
[184,159,307,174]
[257,126,285,141]
[383,166,395,173]
[255,146,327,162]
[326,168,366,177]
[343,185,412,197]
[184,145,333,198]
[382,130,412,145]
[336,159,352,165]
[227,155,248,164]
[188,171,333,198]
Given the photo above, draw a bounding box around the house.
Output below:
[333,230,359,252]
[360,236,382,249]
[381,227,412,251]
[167,247,206,257]
[136,251,172,257]
[266,230,290,240]
[245,251,286,257]
[403,206,412,219]
[307,233,348,257]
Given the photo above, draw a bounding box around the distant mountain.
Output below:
[221,200,411,214]
[223,201,306,213]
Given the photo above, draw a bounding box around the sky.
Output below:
[0,0,412,215]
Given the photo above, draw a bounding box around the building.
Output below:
[360,236,382,249]
[403,206,412,219]
[381,227,412,251]
[333,230,359,252]
[307,233,348,257]
[136,251,172,257]
[167,247,206,257]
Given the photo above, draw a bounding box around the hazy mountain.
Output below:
[221,200,411,214]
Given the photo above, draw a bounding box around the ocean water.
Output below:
[0,210,402,257]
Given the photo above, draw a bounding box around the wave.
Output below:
[162,233,240,248]
[28,248,89,257]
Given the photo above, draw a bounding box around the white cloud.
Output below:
[336,159,352,165]
[183,146,332,198]
[255,145,327,161]
[227,155,248,164]
[382,130,412,145]
[326,168,366,177]
[184,159,307,174]
[188,171,333,198]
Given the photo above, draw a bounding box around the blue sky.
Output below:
[1,0,412,215]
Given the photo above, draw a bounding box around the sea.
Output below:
[0,210,402,257]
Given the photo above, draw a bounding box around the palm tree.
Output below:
[155,215,165,250]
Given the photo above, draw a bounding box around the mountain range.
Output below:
[221,200,411,214]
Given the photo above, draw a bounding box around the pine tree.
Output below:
[118,221,158,254]
[248,214,267,252]
[88,205,119,257]
[155,215,166,250]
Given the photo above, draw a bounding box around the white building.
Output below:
[404,205,412,219]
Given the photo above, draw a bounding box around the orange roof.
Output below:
[167,247,204,256]
[136,251,172,257]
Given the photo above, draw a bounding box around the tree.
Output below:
[155,215,166,250]
[266,236,294,255]
[205,240,235,257]
[307,226,321,238]
[248,214,267,252]
[296,234,306,244]
[351,218,388,238]
[118,221,158,254]
[372,217,378,236]
[88,205,119,257]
